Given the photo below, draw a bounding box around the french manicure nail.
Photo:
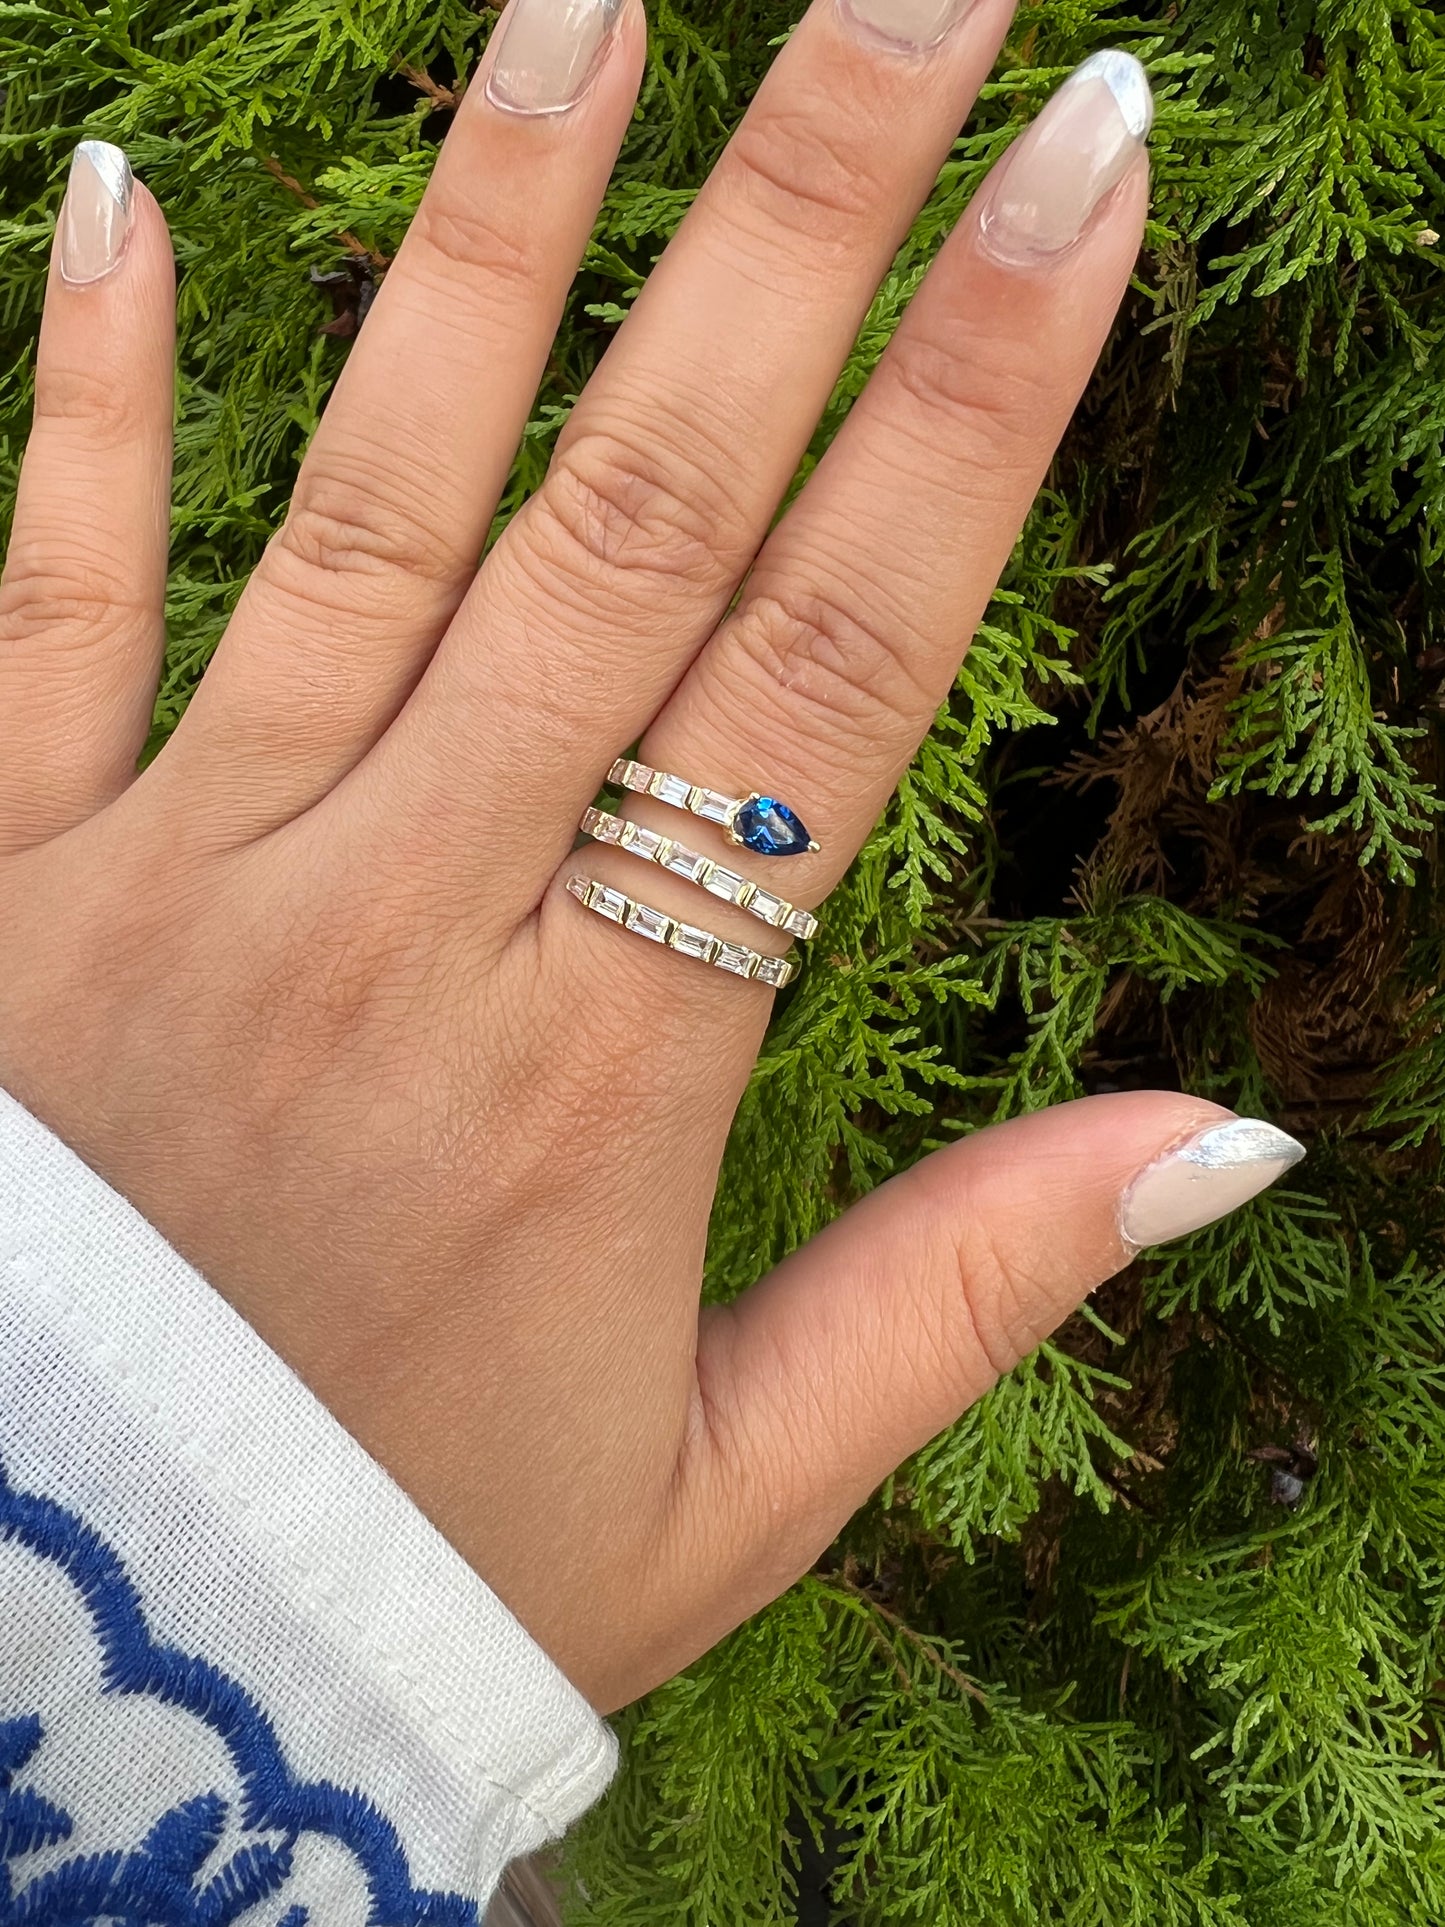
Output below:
[486,0,623,116]
[58,141,134,287]
[976,49,1153,266]
[1119,1119,1305,1251]
[838,0,979,56]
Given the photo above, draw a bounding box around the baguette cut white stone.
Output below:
[625,902,672,942]
[695,790,735,825]
[663,845,710,882]
[705,867,748,903]
[670,923,717,961]
[651,772,693,807]
[577,809,812,938]
[565,875,798,985]
[621,823,663,858]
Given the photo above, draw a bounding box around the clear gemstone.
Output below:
[705,867,748,903]
[783,907,817,939]
[592,812,625,845]
[619,761,653,792]
[565,874,590,902]
[694,790,735,825]
[607,758,630,784]
[671,923,717,961]
[621,823,662,858]
[749,889,784,923]
[663,844,709,882]
[625,902,672,942]
[651,772,693,808]
[755,955,793,988]
[593,886,627,922]
[715,943,756,977]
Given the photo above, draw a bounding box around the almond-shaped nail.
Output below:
[58,141,134,287]
[1119,1119,1305,1251]
[976,49,1153,266]
[486,0,623,115]
[838,0,980,56]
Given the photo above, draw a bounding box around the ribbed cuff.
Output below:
[0,1085,615,1917]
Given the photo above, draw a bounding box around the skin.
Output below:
[0,0,1231,1714]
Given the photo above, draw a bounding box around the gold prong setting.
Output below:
[568,760,825,989]
[566,875,798,988]
[580,806,819,941]
[609,760,819,859]
[612,759,739,827]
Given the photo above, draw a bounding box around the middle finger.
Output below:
[370,0,1020,880]
[162,0,647,832]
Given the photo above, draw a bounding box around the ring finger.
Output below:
[159,0,648,832]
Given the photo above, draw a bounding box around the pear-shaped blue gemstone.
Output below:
[734,796,813,857]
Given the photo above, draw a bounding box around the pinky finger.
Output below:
[0,143,175,854]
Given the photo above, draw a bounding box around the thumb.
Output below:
[692,1092,1303,1610]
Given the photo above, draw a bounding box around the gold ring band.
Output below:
[580,807,818,940]
[564,874,799,988]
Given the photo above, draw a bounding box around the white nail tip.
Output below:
[74,140,133,211]
[1119,1119,1305,1251]
[59,141,135,286]
[1066,49,1155,143]
[1171,1120,1304,1173]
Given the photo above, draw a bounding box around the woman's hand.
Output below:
[0,0,1300,1713]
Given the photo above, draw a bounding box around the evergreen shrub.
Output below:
[3,0,1444,1919]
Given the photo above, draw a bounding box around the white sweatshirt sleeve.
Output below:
[0,1085,616,1922]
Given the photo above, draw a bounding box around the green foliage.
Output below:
[900,1338,1134,1550]
[1211,550,1442,882]
[3,0,1444,1918]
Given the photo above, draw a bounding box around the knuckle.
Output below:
[726,586,934,752]
[725,101,882,250]
[886,328,1053,465]
[0,567,122,650]
[271,468,469,595]
[34,357,145,451]
[950,1212,1043,1384]
[408,188,539,293]
[518,431,732,605]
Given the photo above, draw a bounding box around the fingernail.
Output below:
[837,0,979,55]
[976,49,1153,266]
[486,0,623,115]
[58,141,135,287]
[1119,1119,1305,1251]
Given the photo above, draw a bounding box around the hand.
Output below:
[0,0,1301,1713]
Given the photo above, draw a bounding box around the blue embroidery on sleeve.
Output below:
[0,1460,480,1926]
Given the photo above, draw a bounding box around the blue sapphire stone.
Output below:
[734,795,813,857]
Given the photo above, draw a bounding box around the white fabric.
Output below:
[0,1085,616,1920]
